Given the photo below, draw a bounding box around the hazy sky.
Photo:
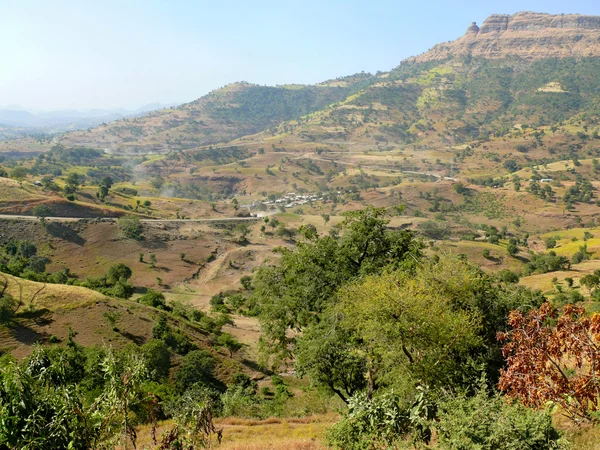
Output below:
[1,0,599,111]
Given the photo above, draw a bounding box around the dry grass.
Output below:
[217,415,332,450]
[519,260,600,293]
[132,415,335,450]
[1,271,108,310]
[554,414,600,449]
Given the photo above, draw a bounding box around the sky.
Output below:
[1,0,599,111]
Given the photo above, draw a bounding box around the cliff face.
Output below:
[408,12,600,63]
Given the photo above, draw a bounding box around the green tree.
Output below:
[335,258,485,394]
[65,172,81,188]
[138,289,167,309]
[217,333,243,357]
[32,204,54,224]
[11,166,28,182]
[580,270,600,296]
[106,263,132,285]
[140,339,171,381]
[295,317,367,403]
[252,207,422,359]
[327,255,543,396]
[233,223,250,243]
[117,215,143,239]
[545,237,557,249]
[175,350,216,393]
[94,349,148,449]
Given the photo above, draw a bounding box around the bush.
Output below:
[152,314,195,354]
[175,350,216,393]
[210,293,228,313]
[496,269,520,284]
[106,263,132,285]
[240,275,252,290]
[418,220,450,240]
[572,245,591,264]
[109,280,134,299]
[117,215,143,239]
[138,289,167,310]
[525,253,570,274]
[327,391,431,449]
[220,384,262,418]
[545,237,557,249]
[140,339,171,382]
[435,388,565,450]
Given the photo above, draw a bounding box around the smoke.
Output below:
[160,186,177,198]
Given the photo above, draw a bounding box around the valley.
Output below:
[4,10,600,449]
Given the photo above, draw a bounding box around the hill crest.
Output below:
[407,12,600,63]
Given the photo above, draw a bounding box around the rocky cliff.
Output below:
[408,12,600,62]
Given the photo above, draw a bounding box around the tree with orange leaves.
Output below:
[498,302,600,422]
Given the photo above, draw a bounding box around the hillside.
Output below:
[56,76,374,153]
[38,12,600,159]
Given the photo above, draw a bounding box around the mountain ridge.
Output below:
[15,11,600,154]
[407,12,600,63]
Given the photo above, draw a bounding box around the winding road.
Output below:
[0,214,267,223]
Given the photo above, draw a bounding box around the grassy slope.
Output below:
[55,78,374,153]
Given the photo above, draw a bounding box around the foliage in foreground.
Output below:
[328,385,566,450]
[0,343,222,450]
[499,302,600,422]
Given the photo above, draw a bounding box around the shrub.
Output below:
[138,289,167,310]
[240,275,252,291]
[525,253,570,274]
[572,245,591,264]
[109,280,134,299]
[152,314,195,354]
[496,269,520,284]
[140,339,171,382]
[175,350,216,393]
[106,263,132,285]
[545,237,557,249]
[418,220,450,240]
[210,294,228,313]
[327,390,434,449]
[117,215,143,239]
[435,387,565,450]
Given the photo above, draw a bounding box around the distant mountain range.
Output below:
[0,102,176,134]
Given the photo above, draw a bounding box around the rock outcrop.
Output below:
[407,12,600,63]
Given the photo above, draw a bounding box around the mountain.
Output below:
[0,109,39,127]
[0,105,175,138]
[56,76,375,153]
[409,12,600,63]
[48,12,600,156]
[222,12,600,155]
